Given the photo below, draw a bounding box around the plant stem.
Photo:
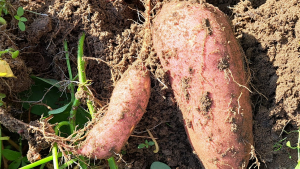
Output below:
[77,33,95,118]
[55,121,70,135]
[69,99,80,132]
[58,159,76,169]
[64,40,77,132]
[53,121,70,169]
[52,143,59,169]
[19,153,62,169]
[24,10,48,16]
[107,157,118,169]
[64,40,75,102]
[78,33,86,84]
[72,74,78,81]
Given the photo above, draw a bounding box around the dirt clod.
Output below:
[200,91,212,112]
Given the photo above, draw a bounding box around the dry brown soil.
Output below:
[1,0,300,168]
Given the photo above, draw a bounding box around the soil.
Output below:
[1,0,300,168]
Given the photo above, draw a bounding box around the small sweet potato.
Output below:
[152,1,253,168]
[77,61,151,159]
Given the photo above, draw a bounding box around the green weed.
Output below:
[150,161,171,169]
[0,93,6,107]
[15,33,118,169]
[14,7,27,31]
[0,48,19,59]
[138,140,155,149]
[2,138,30,169]
[0,1,28,31]
[0,0,8,25]
[274,127,300,169]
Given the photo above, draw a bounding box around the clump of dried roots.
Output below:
[0,107,105,162]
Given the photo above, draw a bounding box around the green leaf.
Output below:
[32,76,61,88]
[2,149,22,161]
[11,50,19,59]
[145,140,149,144]
[20,17,27,22]
[0,136,9,140]
[49,111,71,136]
[78,156,88,169]
[286,141,298,149]
[148,141,155,146]
[75,106,91,128]
[20,77,70,116]
[14,15,20,20]
[18,21,25,31]
[3,8,8,15]
[150,162,171,169]
[0,93,6,99]
[0,17,6,25]
[8,158,21,169]
[296,163,300,169]
[138,144,145,149]
[49,102,71,115]
[0,50,8,55]
[17,7,24,16]
[107,157,118,169]
[6,48,13,52]
[0,101,3,106]
[21,156,30,166]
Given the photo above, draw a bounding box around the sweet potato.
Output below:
[152,1,253,168]
[77,61,151,159]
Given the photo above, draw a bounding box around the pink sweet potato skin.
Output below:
[152,2,253,168]
[77,62,151,159]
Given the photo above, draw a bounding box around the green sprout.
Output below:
[0,0,9,15]
[285,129,300,169]
[0,48,19,58]
[138,140,155,149]
[0,16,6,25]
[0,0,8,25]
[0,93,5,107]
[14,7,27,31]
[274,127,300,169]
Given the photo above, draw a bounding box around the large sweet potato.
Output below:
[77,61,151,159]
[152,1,253,168]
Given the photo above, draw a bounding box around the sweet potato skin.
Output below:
[77,62,151,159]
[152,2,253,168]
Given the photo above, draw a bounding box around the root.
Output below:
[226,67,268,101]
[248,145,261,169]
[225,69,252,93]
[0,107,104,162]
[0,77,12,96]
[146,129,159,153]
[237,92,242,114]
[139,0,151,60]
[250,82,268,100]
